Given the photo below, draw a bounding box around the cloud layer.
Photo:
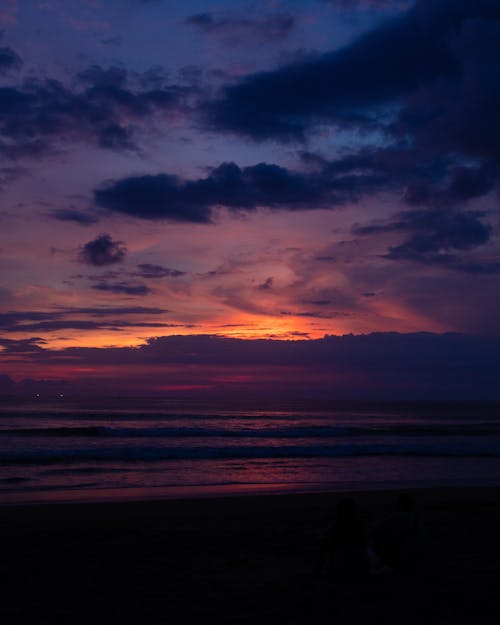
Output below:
[4,332,500,399]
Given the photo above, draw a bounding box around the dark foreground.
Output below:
[1,487,499,624]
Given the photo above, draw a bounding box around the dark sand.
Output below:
[1,487,499,624]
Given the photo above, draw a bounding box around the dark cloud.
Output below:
[303,299,333,305]
[328,147,447,182]
[91,280,152,295]
[49,208,99,225]
[452,260,500,274]
[57,306,168,316]
[94,161,378,221]
[134,263,185,278]
[434,165,497,205]
[296,151,498,273]
[301,145,448,205]
[83,269,121,281]
[0,311,55,330]
[0,373,15,390]
[185,12,295,44]
[0,65,190,158]
[0,337,46,353]
[402,164,498,209]
[205,0,500,218]
[297,147,498,269]
[94,174,212,222]
[6,333,500,399]
[11,320,115,332]
[3,320,168,332]
[0,308,171,334]
[207,0,483,140]
[280,310,350,319]
[258,277,274,290]
[322,0,411,10]
[0,308,167,328]
[0,46,22,74]
[394,16,500,164]
[354,207,492,266]
[78,234,127,266]
[0,374,67,394]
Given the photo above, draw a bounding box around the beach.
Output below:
[2,486,499,624]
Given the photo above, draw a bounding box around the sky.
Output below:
[1,0,499,398]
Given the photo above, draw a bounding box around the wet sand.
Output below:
[1,486,499,624]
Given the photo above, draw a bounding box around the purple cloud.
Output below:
[134,263,186,278]
[49,208,100,226]
[185,12,295,44]
[91,280,152,296]
[78,234,127,266]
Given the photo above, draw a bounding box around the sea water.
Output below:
[1,398,500,503]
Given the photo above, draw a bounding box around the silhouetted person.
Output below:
[318,498,369,581]
[372,493,420,574]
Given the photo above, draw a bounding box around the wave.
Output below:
[2,423,500,438]
[0,411,321,421]
[2,403,500,424]
[1,426,107,437]
[2,442,500,465]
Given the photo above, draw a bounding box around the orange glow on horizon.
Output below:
[2,311,343,352]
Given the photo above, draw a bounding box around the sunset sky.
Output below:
[1,0,499,397]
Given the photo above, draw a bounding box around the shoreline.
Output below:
[3,483,500,526]
[4,476,500,507]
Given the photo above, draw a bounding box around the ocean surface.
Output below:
[1,399,500,504]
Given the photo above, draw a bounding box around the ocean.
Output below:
[1,398,500,504]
